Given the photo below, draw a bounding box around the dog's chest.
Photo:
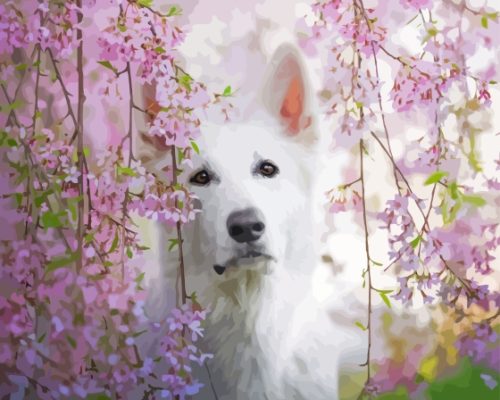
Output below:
[201,278,292,399]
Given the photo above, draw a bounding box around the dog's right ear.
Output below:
[134,82,172,178]
[262,44,316,145]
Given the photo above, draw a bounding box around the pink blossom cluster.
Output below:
[0,1,80,58]
[456,322,499,369]
[391,60,457,113]
[0,2,32,55]
[399,0,431,10]
[158,304,213,399]
[97,2,184,83]
[327,182,363,213]
[130,189,199,226]
[0,0,211,398]
[302,1,500,397]
[338,14,386,57]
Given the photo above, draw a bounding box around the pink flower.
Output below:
[400,0,432,10]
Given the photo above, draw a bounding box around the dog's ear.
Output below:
[133,82,173,180]
[263,44,315,143]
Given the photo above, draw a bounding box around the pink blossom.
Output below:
[399,0,432,10]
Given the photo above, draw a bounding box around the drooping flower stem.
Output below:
[171,146,188,305]
[76,0,85,272]
[358,139,374,400]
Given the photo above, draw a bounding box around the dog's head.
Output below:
[187,45,318,275]
[138,45,318,278]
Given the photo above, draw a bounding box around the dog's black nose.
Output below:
[227,208,265,243]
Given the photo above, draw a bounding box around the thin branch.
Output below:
[170,147,187,305]
[370,131,430,229]
[5,48,38,126]
[76,0,85,272]
[47,48,78,136]
[31,46,42,135]
[369,41,401,192]
[359,139,373,396]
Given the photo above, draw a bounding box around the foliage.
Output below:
[299,0,499,397]
[0,0,210,398]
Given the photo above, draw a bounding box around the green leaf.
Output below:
[167,5,182,16]
[126,246,133,258]
[154,46,166,54]
[177,148,185,164]
[46,252,79,273]
[14,193,23,207]
[15,63,27,71]
[68,198,80,222]
[410,235,421,249]
[0,99,24,114]
[117,22,127,32]
[178,72,192,92]
[424,358,500,400]
[137,0,153,6]
[97,60,118,75]
[449,182,459,200]
[37,333,46,343]
[35,191,50,207]
[14,165,29,185]
[371,259,383,266]
[378,291,392,308]
[462,194,486,207]
[41,211,64,228]
[135,272,145,284]
[86,393,112,400]
[190,140,200,154]
[7,138,17,147]
[355,321,368,331]
[66,335,77,349]
[168,238,179,251]
[0,131,7,146]
[109,231,120,253]
[376,386,410,400]
[73,312,85,326]
[481,16,488,28]
[419,355,439,381]
[117,165,137,177]
[222,85,232,97]
[424,170,448,185]
[84,233,95,244]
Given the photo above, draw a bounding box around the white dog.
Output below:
[137,45,366,400]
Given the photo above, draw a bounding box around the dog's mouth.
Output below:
[213,249,275,275]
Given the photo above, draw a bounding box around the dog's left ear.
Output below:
[263,44,315,144]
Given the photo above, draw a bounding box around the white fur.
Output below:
[137,45,366,400]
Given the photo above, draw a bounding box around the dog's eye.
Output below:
[190,169,211,186]
[258,161,279,178]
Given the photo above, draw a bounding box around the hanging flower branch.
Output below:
[0,0,211,398]
[301,0,499,397]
